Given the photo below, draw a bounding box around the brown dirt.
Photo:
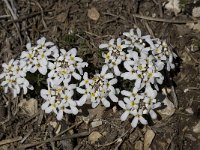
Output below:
[0,0,200,149]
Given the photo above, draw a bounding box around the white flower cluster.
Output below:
[0,59,33,97]
[99,28,177,128]
[41,79,78,120]
[0,37,89,120]
[20,37,55,75]
[0,37,58,97]
[41,46,88,120]
[76,65,118,108]
[0,28,177,128]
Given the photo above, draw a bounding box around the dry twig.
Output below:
[0,136,22,146]
[56,120,83,137]
[0,15,11,19]
[20,129,33,144]
[3,0,23,44]
[18,132,89,149]
[132,14,198,24]
[4,9,54,26]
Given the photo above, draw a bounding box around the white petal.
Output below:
[123,32,131,37]
[37,37,46,45]
[135,78,141,89]
[70,106,78,115]
[109,78,117,85]
[145,38,155,49]
[131,117,139,128]
[136,28,141,37]
[45,106,52,113]
[48,70,55,78]
[20,51,28,59]
[121,72,132,80]
[57,110,63,120]
[74,57,83,62]
[0,73,5,79]
[149,110,157,119]
[92,100,100,108]
[101,65,108,76]
[117,38,121,46]
[68,84,76,90]
[104,73,113,79]
[124,62,133,72]
[63,78,72,86]
[17,78,24,84]
[26,43,32,50]
[39,66,47,75]
[28,84,34,90]
[108,93,118,102]
[23,85,28,94]
[4,86,8,93]
[67,99,75,106]
[79,80,85,87]
[102,98,110,107]
[65,107,73,114]
[121,90,131,97]
[45,41,54,46]
[40,89,48,99]
[1,81,8,86]
[118,101,126,109]
[152,102,161,109]
[69,48,77,56]
[30,66,37,73]
[114,66,121,76]
[72,72,81,80]
[139,116,148,125]
[99,44,109,49]
[120,111,129,121]
[83,72,88,79]
[76,87,85,94]
[77,95,87,106]
[41,101,49,110]
[13,89,17,98]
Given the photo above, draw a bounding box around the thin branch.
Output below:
[18,131,89,149]
[4,9,54,26]
[56,120,83,137]
[20,129,33,144]
[132,14,198,24]
[0,15,11,19]
[0,136,22,146]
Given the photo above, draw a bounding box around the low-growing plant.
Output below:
[0,28,177,128]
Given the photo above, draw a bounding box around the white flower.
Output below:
[30,58,48,75]
[108,58,121,76]
[66,48,83,65]
[41,97,58,114]
[76,87,90,106]
[35,37,54,50]
[99,39,115,51]
[143,87,161,119]
[121,87,143,101]
[123,28,154,49]
[79,72,92,88]
[100,38,129,72]
[130,109,148,128]
[102,51,113,63]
